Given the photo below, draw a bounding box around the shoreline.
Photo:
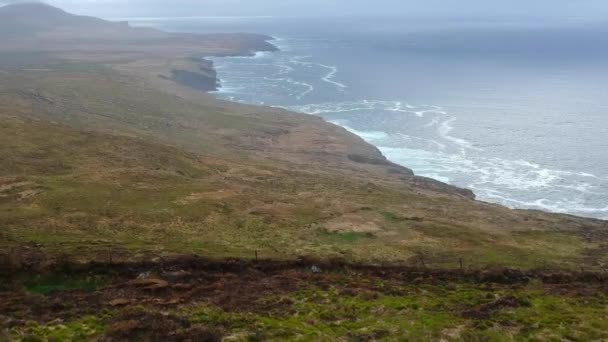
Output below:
[204,38,608,221]
[204,37,479,200]
[165,35,279,92]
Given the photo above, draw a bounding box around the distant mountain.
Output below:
[0,2,164,39]
[0,2,277,57]
[0,3,110,32]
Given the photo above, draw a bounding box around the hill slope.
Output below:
[2,4,608,341]
[0,2,606,269]
[1,115,606,269]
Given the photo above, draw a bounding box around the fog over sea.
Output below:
[125,16,608,219]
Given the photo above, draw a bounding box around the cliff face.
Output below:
[170,69,218,92]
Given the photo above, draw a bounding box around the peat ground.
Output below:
[2,256,608,341]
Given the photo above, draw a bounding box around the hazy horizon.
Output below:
[2,0,608,20]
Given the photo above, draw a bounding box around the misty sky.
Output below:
[2,0,608,19]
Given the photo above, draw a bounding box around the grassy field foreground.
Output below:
[2,258,608,341]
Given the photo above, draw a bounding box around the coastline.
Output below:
[166,35,279,92]
[4,6,608,340]
[203,36,608,221]
[203,37,478,200]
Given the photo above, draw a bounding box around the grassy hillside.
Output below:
[1,4,608,341]
[0,4,605,270]
[1,115,606,271]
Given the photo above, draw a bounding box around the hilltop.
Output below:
[0,2,108,30]
[1,4,607,341]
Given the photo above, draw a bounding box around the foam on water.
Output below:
[329,120,389,142]
[380,144,607,218]
[289,57,347,92]
[318,64,348,90]
[207,36,608,220]
[289,100,430,116]
[296,100,606,219]
[438,118,483,152]
[263,77,314,99]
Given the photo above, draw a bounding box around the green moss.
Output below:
[212,285,608,340]
[493,294,608,340]
[241,288,466,340]
[182,305,256,331]
[11,315,109,341]
[10,280,607,341]
[24,275,108,295]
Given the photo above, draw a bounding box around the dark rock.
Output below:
[170,69,218,92]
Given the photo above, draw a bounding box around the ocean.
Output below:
[125,16,608,219]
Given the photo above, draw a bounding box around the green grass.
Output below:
[318,229,375,244]
[6,273,608,341]
[11,315,110,342]
[172,283,608,341]
[1,67,606,270]
[381,211,405,222]
[24,275,107,295]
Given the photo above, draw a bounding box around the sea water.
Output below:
[126,16,608,219]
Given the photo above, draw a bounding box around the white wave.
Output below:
[252,51,271,59]
[480,192,608,217]
[386,101,418,114]
[210,51,271,61]
[263,77,314,99]
[380,146,455,182]
[276,64,295,75]
[221,62,274,67]
[330,120,389,142]
[414,108,446,117]
[270,36,293,52]
[289,56,314,67]
[471,161,559,190]
[580,172,599,178]
[289,100,436,117]
[374,142,606,219]
[287,56,347,91]
[423,117,441,127]
[317,63,348,91]
[438,118,482,152]
[467,158,601,194]
[211,85,243,94]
